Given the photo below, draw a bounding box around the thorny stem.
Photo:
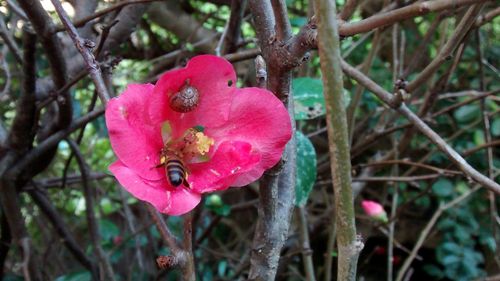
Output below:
[315,1,362,281]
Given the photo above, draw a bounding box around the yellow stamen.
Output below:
[195,132,214,155]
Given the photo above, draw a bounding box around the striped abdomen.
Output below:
[166,158,189,188]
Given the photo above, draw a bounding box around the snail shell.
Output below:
[169,81,200,113]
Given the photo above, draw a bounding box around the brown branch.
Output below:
[248,1,297,279]
[346,30,382,144]
[60,91,98,189]
[0,17,23,65]
[145,204,193,271]
[339,0,360,21]
[462,140,500,157]
[338,0,488,37]
[5,0,28,20]
[0,29,42,280]
[182,213,196,281]
[17,0,72,127]
[8,108,104,177]
[353,174,450,182]
[357,160,462,176]
[475,6,500,26]
[0,207,12,278]
[0,165,41,280]
[351,90,499,156]
[54,0,160,32]
[219,0,247,55]
[432,89,500,116]
[224,48,261,63]
[51,0,111,105]
[405,3,485,93]
[28,188,98,277]
[296,207,316,281]
[402,13,443,78]
[8,29,37,153]
[395,186,482,281]
[340,60,500,194]
[66,139,116,281]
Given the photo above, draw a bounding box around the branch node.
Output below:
[83,39,96,50]
[156,255,179,270]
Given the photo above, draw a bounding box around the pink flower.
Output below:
[361,200,388,223]
[106,55,291,216]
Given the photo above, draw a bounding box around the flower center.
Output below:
[177,128,215,159]
[158,123,215,188]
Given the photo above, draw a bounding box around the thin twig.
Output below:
[340,60,500,194]
[9,108,104,176]
[54,0,160,32]
[66,139,116,281]
[51,0,111,105]
[0,17,23,65]
[405,4,485,93]
[296,207,316,281]
[28,187,98,277]
[338,0,488,37]
[395,185,482,281]
[357,160,462,176]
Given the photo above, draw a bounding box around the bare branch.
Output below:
[51,0,111,105]
[54,0,161,32]
[406,3,485,93]
[338,0,488,37]
[66,139,116,281]
[341,60,500,194]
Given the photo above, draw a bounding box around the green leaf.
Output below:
[453,105,480,123]
[295,131,317,206]
[491,118,500,136]
[205,195,231,216]
[441,255,460,266]
[473,129,485,145]
[423,264,444,278]
[290,17,307,27]
[292,77,350,120]
[217,260,228,277]
[479,235,497,252]
[293,77,325,120]
[2,274,24,281]
[55,271,91,281]
[185,43,194,52]
[432,179,454,197]
[99,219,120,241]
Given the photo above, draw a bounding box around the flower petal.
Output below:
[208,87,292,186]
[188,141,261,193]
[148,55,237,137]
[106,84,165,181]
[110,161,201,216]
